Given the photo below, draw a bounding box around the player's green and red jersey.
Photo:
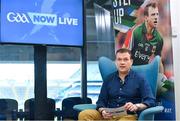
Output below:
[123,23,163,65]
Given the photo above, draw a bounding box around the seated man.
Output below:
[78,48,155,121]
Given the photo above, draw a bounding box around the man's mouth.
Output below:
[120,66,126,68]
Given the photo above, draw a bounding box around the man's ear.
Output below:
[145,16,148,22]
[115,60,118,67]
[131,59,133,66]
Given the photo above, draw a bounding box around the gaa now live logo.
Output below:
[6,12,79,26]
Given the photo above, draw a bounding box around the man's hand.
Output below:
[101,110,113,119]
[124,102,138,112]
[124,102,148,112]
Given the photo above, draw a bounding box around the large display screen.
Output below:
[0,0,83,46]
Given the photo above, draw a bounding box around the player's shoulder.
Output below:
[155,30,163,41]
[133,24,144,34]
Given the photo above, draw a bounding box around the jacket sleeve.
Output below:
[96,78,109,110]
[140,78,156,107]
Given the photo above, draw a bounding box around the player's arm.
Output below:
[159,59,164,73]
[122,29,133,49]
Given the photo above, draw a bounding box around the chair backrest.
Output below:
[62,97,92,120]
[98,56,117,81]
[0,99,18,120]
[24,98,55,120]
[98,56,160,97]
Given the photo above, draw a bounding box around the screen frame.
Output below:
[0,0,84,47]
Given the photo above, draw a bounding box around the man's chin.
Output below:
[120,70,128,74]
[154,23,158,27]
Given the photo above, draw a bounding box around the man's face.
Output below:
[146,6,159,28]
[115,52,133,74]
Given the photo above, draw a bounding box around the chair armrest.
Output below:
[138,106,164,121]
[73,104,97,112]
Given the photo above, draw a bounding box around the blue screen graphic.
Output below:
[1,0,83,46]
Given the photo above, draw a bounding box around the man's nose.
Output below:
[155,14,159,18]
[120,61,125,63]
[154,17,158,21]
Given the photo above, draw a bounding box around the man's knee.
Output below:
[78,109,102,120]
[78,110,89,120]
[118,114,137,121]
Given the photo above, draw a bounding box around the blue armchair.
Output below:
[73,56,164,120]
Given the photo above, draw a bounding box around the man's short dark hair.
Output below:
[116,48,132,59]
[144,2,158,16]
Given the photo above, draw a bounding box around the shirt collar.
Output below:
[115,69,134,83]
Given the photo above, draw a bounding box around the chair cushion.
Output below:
[73,104,97,112]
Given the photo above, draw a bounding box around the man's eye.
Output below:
[118,59,122,61]
[124,58,128,61]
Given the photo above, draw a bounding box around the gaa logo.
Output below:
[6,12,78,26]
[7,12,30,23]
